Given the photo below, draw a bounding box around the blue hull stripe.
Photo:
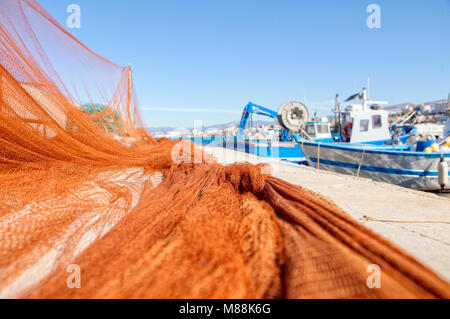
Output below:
[302,141,450,158]
[310,158,439,177]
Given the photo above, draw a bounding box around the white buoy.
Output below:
[438,158,448,188]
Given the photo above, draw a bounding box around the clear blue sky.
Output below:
[39,0,449,128]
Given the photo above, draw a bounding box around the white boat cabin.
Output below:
[342,110,391,143]
[304,121,332,139]
[340,88,391,143]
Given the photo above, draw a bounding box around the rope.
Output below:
[356,149,365,177]
[317,143,320,169]
[361,215,450,225]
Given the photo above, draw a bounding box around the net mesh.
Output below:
[0,0,449,299]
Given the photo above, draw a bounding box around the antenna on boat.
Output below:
[362,87,368,110]
[335,94,342,139]
[367,77,370,99]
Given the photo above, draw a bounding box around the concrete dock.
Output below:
[204,146,450,282]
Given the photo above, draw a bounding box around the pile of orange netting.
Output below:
[0,0,449,299]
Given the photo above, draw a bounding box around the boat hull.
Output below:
[300,141,450,191]
[186,136,310,163]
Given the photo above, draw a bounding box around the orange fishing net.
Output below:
[0,0,449,299]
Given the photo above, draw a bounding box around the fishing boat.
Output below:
[296,91,450,192]
[297,139,449,191]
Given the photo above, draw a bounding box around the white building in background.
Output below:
[422,104,432,114]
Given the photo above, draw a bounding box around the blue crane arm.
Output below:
[236,102,278,139]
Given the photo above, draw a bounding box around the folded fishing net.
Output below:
[0,0,449,299]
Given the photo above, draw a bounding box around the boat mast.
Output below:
[362,85,388,110]
[362,87,368,111]
[335,94,341,138]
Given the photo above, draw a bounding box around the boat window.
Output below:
[316,124,329,134]
[360,119,369,132]
[372,115,382,129]
[305,124,315,136]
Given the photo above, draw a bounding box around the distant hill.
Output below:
[147,99,448,135]
[385,99,448,115]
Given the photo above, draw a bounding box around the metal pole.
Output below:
[317,143,320,169]
[334,94,337,128]
[336,94,342,140]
